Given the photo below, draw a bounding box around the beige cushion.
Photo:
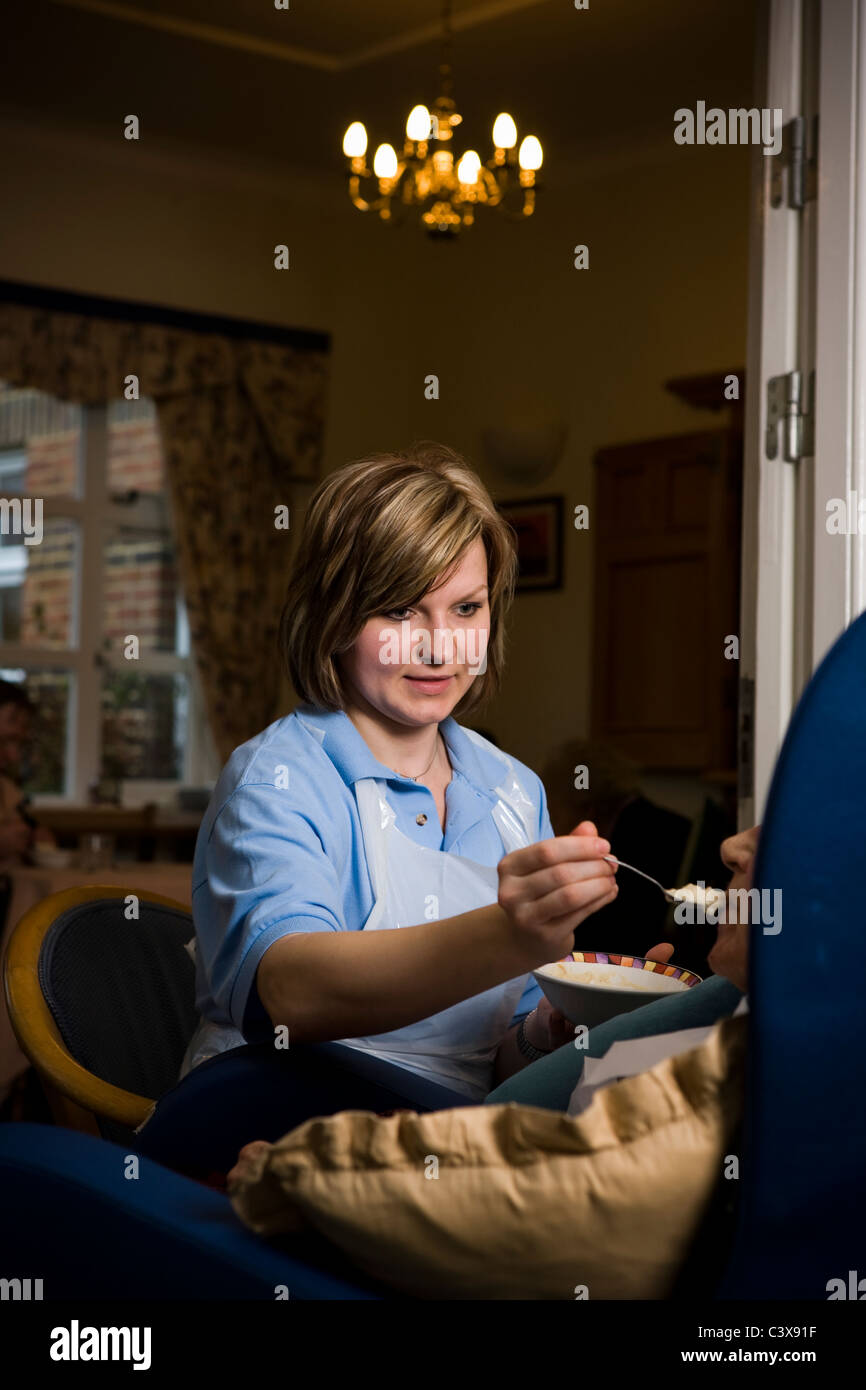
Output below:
[228,1013,747,1300]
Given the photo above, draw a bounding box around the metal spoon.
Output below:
[603,854,681,903]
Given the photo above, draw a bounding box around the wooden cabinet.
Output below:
[591,429,742,772]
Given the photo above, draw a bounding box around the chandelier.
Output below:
[341,0,543,239]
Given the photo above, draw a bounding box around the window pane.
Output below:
[0,584,22,643]
[101,671,187,781]
[107,398,165,495]
[0,448,27,494]
[102,531,179,655]
[1,519,78,649]
[0,381,82,496]
[0,668,71,796]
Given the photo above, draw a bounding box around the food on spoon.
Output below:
[671,882,725,912]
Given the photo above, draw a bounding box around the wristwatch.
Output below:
[517,1009,550,1061]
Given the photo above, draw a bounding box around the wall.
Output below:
[318,139,751,816]
[0,116,750,811]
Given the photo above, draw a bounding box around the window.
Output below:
[0,380,214,801]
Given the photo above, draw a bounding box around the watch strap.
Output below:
[516,1010,550,1061]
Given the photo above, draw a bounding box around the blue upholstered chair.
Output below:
[718,608,866,1297]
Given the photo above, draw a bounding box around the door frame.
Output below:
[740,0,803,827]
[741,0,866,826]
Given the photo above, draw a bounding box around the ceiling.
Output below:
[1,0,759,175]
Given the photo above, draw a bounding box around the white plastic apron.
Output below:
[179,734,536,1098]
[333,755,535,1100]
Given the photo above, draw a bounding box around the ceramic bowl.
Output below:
[533,951,702,1030]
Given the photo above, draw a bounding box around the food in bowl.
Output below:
[533,952,702,1028]
[539,960,686,992]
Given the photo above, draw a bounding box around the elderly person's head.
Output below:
[279,441,517,726]
[0,680,35,778]
[707,825,760,991]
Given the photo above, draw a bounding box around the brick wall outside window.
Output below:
[21,418,175,652]
[12,411,184,787]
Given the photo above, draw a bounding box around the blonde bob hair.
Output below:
[279,441,518,717]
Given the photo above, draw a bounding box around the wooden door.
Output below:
[592,429,742,774]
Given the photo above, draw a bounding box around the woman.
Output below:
[140,442,669,1178]
[180,440,629,1102]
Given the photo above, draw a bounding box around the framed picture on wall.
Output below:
[495,495,564,592]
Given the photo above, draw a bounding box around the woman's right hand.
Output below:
[497,819,618,967]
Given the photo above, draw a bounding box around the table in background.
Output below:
[0,862,193,1097]
[34,806,203,862]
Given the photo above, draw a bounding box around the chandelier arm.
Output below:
[348,156,417,212]
[476,166,505,206]
[382,187,411,226]
[495,189,538,222]
[347,174,389,213]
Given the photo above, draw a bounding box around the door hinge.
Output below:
[765,368,815,461]
[769,114,818,211]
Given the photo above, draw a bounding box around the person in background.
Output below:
[0,680,54,871]
[0,680,57,1121]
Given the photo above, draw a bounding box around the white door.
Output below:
[740,0,866,825]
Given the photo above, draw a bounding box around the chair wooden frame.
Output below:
[3,884,193,1133]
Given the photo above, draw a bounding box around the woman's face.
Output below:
[339,538,491,729]
[707,824,760,990]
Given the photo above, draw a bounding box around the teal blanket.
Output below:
[486,975,744,1111]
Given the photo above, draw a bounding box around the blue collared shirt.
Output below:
[191,704,551,1042]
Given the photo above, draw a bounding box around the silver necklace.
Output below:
[394,733,441,782]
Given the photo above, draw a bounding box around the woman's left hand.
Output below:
[523,996,576,1051]
[523,941,676,1053]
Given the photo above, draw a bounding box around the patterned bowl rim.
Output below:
[549,951,703,988]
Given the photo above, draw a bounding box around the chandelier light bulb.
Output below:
[518,135,543,171]
[373,143,399,179]
[406,104,432,141]
[457,150,482,185]
[492,112,518,149]
[342,121,368,158]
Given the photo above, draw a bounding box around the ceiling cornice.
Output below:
[0,111,689,202]
[47,0,554,71]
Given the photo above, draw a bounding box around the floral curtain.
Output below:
[0,300,330,763]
